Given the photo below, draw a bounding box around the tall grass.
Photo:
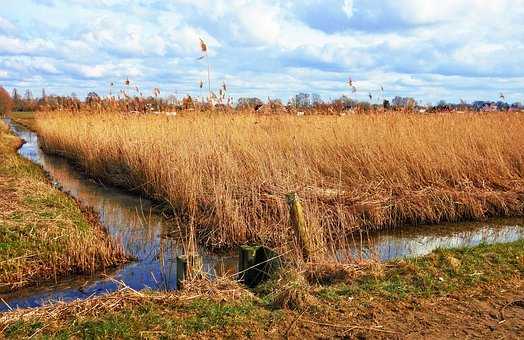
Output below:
[35,111,524,256]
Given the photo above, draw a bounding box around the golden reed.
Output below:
[35,111,524,256]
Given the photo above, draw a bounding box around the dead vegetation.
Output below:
[33,111,524,258]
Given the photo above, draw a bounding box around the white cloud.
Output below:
[342,0,354,18]
[0,16,16,33]
[0,36,54,55]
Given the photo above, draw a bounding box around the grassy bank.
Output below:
[35,111,524,254]
[7,112,35,130]
[2,240,522,338]
[0,119,127,292]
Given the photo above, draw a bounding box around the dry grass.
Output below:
[0,277,252,327]
[0,279,259,338]
[34,111,524,257]
[0,120,127,291]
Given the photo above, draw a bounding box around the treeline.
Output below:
[2,86,523,115]
[8,88,181,113]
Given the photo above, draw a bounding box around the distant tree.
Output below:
[24,89,33,101]
[496,101,510,111]
[269,98,283,106]
[392,96,417,109]
[392,96,403,107]
[11,88,20,102]
[289,93,311,108]
[311,93,323,106]
[86,92,101,104]
[332,95,355,110]
[0,86,14,114]
[406,98,417,109]
[237,97,263,109]
[11,88,22,111]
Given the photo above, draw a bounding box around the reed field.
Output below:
[35,111,524,256]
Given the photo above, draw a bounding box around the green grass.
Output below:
[3,298,264,339]
[7,112,36,130]
[316,240,524,301]
[9,111,34,119]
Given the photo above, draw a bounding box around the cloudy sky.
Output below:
[1,0,523,103]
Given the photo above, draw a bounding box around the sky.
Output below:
[1,0,524,104]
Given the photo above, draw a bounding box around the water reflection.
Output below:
[340,220,524,261]
[1,118,522,311]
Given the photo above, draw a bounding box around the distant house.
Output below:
[255,101,285,115]
[484,103,498,112]
[472,101,497,112]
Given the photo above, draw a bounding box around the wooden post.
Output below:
[286,192,323,261]
[238,245,280,288]
[176,254,203,287]
[239,246,259,273]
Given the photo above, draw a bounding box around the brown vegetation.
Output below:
[0,86,13,115]
[33,110,524,258]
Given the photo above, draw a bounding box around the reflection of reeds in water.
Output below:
[38,144,225,284]
[339,222,524,261]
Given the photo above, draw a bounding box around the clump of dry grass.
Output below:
[270,269,317,310]
[0,122,127,291]
[304,261,370,284]
[177,275,256,301]
[34,111,524,258]
[0,278,254,335]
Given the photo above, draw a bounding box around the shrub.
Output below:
[0,86,13,115]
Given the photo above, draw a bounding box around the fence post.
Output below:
[238,245,280,287]
[176,254,203,287]
[286,192,324,261]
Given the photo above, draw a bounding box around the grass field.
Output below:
[0,119,127,291]
[34,111,524,255]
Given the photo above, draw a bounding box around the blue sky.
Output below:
[1,0,523,104]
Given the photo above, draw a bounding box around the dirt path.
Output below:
[283,280,523,339]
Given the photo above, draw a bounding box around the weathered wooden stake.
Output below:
[176,254,203,287]
[239,245,260,272]
[238,245,280,288]
[286,192,324,261]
